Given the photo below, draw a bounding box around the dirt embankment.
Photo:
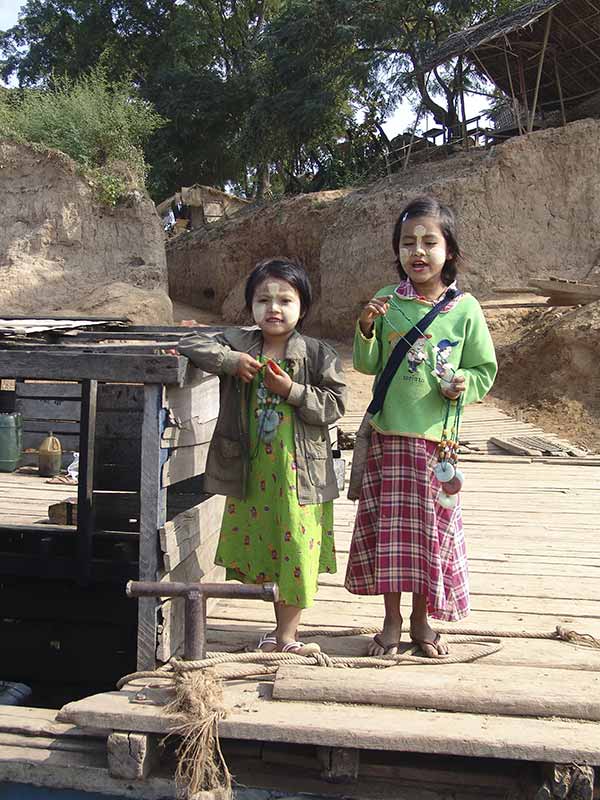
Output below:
[0,141,172,323]
[167,119,600,339]
[486,301,600,452]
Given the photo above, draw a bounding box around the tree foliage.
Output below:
[0,0,522,199]
[0,68,163,191]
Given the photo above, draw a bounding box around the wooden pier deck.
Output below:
[0,471,76,526]
[53,400,600,798]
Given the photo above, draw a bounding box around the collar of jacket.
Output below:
[228,327,308,362]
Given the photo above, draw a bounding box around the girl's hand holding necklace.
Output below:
[264,360,292,398]
[359,295,392,337]
[236,353,262,383]
[441,373,466,400]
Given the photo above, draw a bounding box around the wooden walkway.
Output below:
[0,471,76,526]
[56,401,600,795]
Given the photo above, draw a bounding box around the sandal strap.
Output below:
[281,641,305,653]
[257,634,278,649]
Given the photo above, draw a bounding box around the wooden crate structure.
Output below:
[0,323,225,701]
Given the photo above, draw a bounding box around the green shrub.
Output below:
[0,69,163,203]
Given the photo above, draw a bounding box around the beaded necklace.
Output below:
[254,356,290,453]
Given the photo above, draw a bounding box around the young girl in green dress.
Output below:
[178,258,347,654]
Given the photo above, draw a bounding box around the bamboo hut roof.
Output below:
[419,0,600,113]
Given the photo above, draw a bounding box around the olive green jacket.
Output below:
[178,327,347,505]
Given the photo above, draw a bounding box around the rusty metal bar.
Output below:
[127,580,279,661]
[185,590,206,660]
[127,580,278,601]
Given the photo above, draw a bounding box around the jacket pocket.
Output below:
[216,435,242,459]
[208,434,243,482]
[303,435,329,488]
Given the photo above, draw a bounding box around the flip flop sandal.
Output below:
[372,633,402,655]
[410,632,447,657]
[280,641,321,655]
[256,633,278,651]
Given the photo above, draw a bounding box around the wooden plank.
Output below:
[137,384,166,671]
[160,525,220,575]
[159,495,224,552]
[58,685,600,764]
[272,664,600,720]
[77,379,97,584]
[207,599,600,637]
[16,382,81,399]
[161,442,210,486]
[0,351,186,384]
[161,527,220,573]
[164,376,219,423]
[107,731,159,780]
[97,384,144,410]
[15,398,81,421]
[0,732,106,755]
[0,745,188,800]
[489,436,543,457]
[18,420,80,436]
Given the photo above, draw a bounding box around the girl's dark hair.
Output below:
[392,195,462,286]
[245,257,312,319]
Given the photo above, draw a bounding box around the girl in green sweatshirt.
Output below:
[345,195,497,658]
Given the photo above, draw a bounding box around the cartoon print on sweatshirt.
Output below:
[432,338,459,380]
[388,331,433,374]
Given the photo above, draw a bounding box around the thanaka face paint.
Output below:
[398,216,450,295]
[251,277,302,338]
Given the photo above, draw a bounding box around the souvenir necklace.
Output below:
[254,357,289,446]
[434,396,464,508]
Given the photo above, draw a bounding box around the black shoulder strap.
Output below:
[367,288,461,415]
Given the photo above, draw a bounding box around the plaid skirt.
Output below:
[344,431,469,621]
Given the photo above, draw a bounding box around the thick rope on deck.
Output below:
[116,624,599,691]
[115,623,599,800]
[163,670,231,800]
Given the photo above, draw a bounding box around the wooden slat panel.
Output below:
[164,377,219,423]
[161,443,210,487]
[97,385,143,411]
[136,385,166,671]
[15,398,81,421]
[0,351,186,384]
[16,382,81,399]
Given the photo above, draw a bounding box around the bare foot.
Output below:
[409,616,448,658]
[368,616,403,656]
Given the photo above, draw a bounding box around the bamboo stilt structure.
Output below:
[528,10,554,132]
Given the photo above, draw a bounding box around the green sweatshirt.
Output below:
[354,284,497,442]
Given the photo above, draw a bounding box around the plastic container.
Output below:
[38,432,62,477]
[0,412,22,472]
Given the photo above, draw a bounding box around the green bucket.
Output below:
[0,413,23,472]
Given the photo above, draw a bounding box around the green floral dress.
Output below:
[215,357,336,608]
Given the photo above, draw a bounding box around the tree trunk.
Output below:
[254,162,270,201]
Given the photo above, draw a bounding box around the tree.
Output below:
[355,0,521,136]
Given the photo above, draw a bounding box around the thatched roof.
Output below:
[419,0,600,114]
[419,0,561,71]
